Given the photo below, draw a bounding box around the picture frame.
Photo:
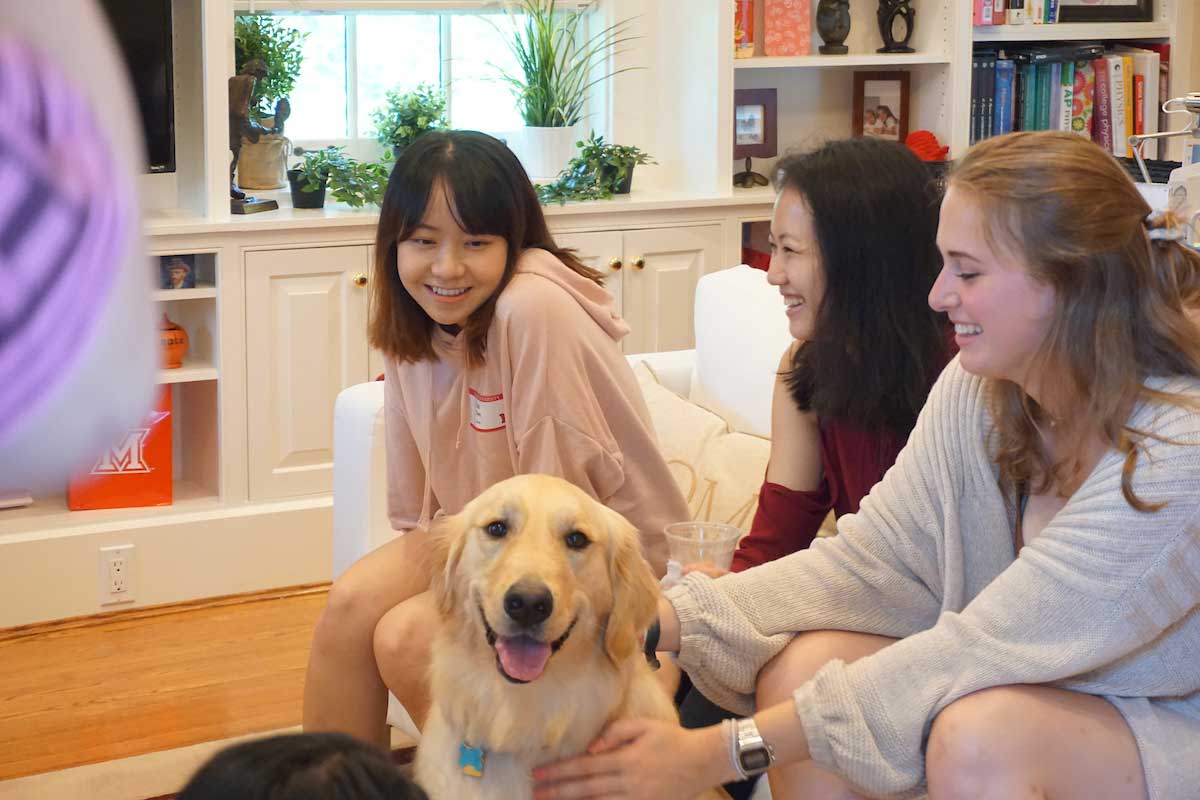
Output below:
[1058,0,1153,23]
[160,254,196,290]
[853,71,910,143]
[733,88,778,160]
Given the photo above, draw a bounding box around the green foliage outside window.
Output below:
[370,83,449,158]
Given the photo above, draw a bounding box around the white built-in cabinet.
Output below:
[244,245,374,500]
[556,224,723,354]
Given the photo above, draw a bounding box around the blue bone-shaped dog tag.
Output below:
[459,742,485,777]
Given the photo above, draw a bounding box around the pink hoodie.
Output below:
[384,248,685,574]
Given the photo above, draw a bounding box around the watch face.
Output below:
[739,747,772,773]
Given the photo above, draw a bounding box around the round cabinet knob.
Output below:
[632,257,645,270]
[608,258,623,271]
[353,273,368,287]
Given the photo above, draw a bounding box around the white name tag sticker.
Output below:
[468,388,506,432]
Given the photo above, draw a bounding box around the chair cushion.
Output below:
[689,265,793,439]
[635,362,770,529]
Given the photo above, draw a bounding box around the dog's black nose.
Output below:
[503,582,553,627]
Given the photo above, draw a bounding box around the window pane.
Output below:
[280,15,348,141]
[356,15,442,139]
[449,14,524,133]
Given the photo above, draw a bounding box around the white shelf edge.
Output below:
[0,480,221,539]
[734,51,951,69]
[156,362,219,385]
[154,286,217,302]
[974,21,1170,42]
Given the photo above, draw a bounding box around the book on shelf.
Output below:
[972,0,1088,25]
[969,43,1168,161]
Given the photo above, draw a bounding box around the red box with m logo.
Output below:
[67,387,173,510]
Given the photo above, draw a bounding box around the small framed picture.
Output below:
[1058,0,1153,23]
[853,71,910,142]
[733,88,778,159]
[160,254,196,290]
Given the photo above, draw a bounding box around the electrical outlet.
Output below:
[99,544,136,605]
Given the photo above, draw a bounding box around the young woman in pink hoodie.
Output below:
[302,130,689,746]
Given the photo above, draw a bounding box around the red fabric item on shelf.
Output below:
[68,386,173,510]
[742,247,770,271]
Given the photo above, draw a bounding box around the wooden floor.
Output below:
[0,586,328,781]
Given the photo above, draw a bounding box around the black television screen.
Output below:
[100,0,176,173]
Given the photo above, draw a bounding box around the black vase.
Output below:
[287,168,327,209]
[816,0,851,56]
[877,0,916,54]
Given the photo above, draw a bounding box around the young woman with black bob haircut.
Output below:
[677,136,950,800]
[302,130,688,746]
[536,131,1200,800]
[177,732,427,800]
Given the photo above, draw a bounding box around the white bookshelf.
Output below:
[974,21,1171,43]
[733,51,952,69]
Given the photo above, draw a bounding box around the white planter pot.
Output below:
[509,125,579,181]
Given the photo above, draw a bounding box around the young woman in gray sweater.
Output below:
[533,131,1200,799]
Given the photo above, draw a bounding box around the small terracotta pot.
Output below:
[160,313,189,369]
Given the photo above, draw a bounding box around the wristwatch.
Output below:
[731,717,775,779]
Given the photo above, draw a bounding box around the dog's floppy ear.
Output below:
[603,508,661,667]
[426,513,467,617]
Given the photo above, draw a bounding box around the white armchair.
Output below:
[331,265,792,750]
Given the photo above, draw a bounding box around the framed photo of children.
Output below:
[160,254,196,290]
[852,71,910,143]
[1058,0,1152,23]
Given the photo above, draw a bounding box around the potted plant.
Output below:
[536,132,654,205]
[371,83,448,159]
[288,147,390,210]
[234,15,307,189]
[493,0,638,179]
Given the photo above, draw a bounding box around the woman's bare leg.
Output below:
[374,590,439,731]
[926,684,1148,800]
[302,527,433,747]
[756,629,897,800]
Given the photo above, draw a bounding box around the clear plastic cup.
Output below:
[663,521,742,573]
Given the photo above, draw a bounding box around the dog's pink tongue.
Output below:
[495,635,552,682]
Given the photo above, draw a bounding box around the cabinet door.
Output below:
[551,230,625,319]
[621,224,723,354]
[245,246,372,500]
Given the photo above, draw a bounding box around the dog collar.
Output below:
[459,742,486,777]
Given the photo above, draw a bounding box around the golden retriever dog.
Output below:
[414,474,724,800]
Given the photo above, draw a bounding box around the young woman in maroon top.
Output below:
[731,137,952,574]
[680,137,950,799]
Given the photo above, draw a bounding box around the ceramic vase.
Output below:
[816,0,851,55]
[160,313,188,369]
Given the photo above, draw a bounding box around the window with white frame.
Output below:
[246,10,528,157]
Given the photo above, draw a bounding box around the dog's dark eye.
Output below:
[564,530,590,550]
[485,520,508,538]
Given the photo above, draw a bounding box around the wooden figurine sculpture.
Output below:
[228,58,290,214]
[877,0,916,54]
[816,0,851,55]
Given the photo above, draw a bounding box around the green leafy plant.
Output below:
[235,15,307,119]
[292,147,389,208]
[536,132,654,205]
[371,83,448,158]
[493,0,639,128]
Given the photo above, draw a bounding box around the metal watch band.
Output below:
[732,717,775,779]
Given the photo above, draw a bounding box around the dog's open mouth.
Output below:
[480,606,576,684]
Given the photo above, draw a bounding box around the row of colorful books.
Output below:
[972,0,1062,26]
[970,42,1171,159]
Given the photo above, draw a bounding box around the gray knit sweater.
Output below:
[666,359,1200,799]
